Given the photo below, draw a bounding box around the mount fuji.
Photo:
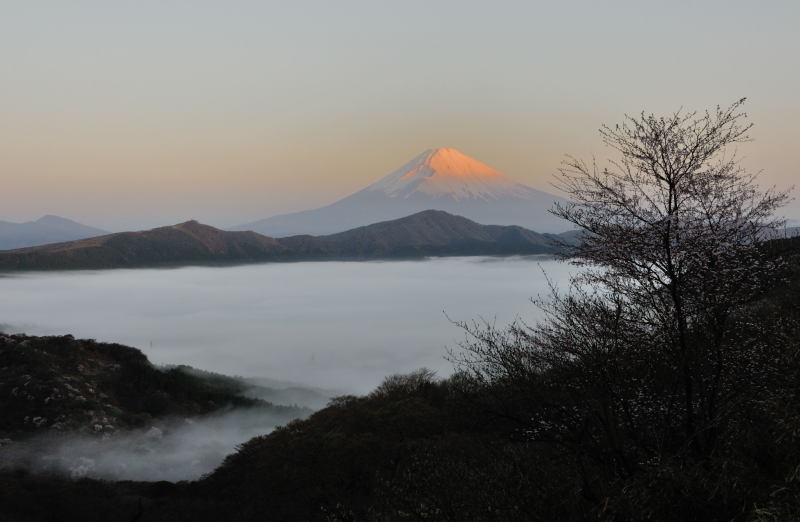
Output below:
[234,148,570,236]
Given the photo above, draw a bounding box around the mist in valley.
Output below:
[0,407,308,481]
[0,257,573,394]
[0,257,574,482]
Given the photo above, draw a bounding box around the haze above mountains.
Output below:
[0,216,107,250]
[4,148,798,258]
[2,148,572,252]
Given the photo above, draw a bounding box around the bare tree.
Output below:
[551,98,791,454]
[452,101,794,507]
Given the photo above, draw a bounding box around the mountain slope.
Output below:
[281,210,561,258]
[0,221,287,270]
[0,211,562,271]
[0,216,107,250]
[234,148,570,236]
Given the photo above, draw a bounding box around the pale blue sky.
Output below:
[1,1,798,229]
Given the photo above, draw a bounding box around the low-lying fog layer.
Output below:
[0,408,302,481]
[0,257,575,481]
[0,257,573,394]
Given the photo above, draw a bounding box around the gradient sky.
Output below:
[2,0,798,230]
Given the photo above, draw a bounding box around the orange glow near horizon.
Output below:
[1,2,798,230]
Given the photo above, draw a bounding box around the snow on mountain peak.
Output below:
[366,148,527,201]
[408,148,503,178]
[234,147,570,236]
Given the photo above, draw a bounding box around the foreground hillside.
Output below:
[0,334,304,438]
[0,210,567,271]
[1,237,798,521]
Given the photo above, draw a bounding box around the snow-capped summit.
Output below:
[366,148,525,201]
[234,148,570,236]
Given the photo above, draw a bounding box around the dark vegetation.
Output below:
[0,241,797,521]
[0,334,296,438]
[0,210,568,271]
[1,101,799,521]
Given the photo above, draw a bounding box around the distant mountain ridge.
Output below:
[0,220,285,270]
[233,148,570,236]
[0,210,568,271]
[0,215,107,250]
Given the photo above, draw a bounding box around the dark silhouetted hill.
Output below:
[0,220,287,270]
[0,211,563,271]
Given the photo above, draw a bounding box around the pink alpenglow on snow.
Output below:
[373,148,521,200]
[235,148,571,236]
